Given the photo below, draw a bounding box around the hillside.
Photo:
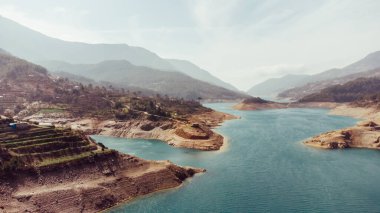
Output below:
[40,60,248,100]
[299,77,380,103]
[0,52,113,118]
[313,51,380,81]
[279,68,380,100]
[0,52,210,117]
[247,74,310,97]
[279,51,380,100]
[0,16,235,91]
[0,52,236,152]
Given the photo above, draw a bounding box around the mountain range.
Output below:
[299,77,380,103]
[248,51,380,100]
[0,15,240,98]
[41,60,247,100]
[247,74,310,98]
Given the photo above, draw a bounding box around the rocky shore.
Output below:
[68,111,236,151]
[233,98,380,150]
[233,101,340,111]
[0,152,204,213]
[304,105,380,150]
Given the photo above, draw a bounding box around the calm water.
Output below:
[93,103,380,213]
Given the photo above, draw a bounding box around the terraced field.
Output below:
[0,118,112,173]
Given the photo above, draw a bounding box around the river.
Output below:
[93,103,380,212]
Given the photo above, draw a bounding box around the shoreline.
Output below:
[233,101,341,111]
[5,108,235,212]
[103,171,205,212]
[304,104,380,150]
[232,100,380,151]
[1,153,205,212]
[69,110,237,151]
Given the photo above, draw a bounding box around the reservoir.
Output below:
[94,103,380,212]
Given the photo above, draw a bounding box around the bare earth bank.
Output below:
[233,100,380,150]
[304,105,380,149]
[233,102,340,110]
[0,152,204,213]
[69,111,237,151]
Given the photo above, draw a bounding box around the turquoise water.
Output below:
[93,103,380,213]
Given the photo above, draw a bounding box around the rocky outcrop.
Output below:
[71,111,236,151]
[0,153,204,213]
[304,126,380,149]
[304,105,380,150]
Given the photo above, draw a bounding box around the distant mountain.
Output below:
[279,51,380,100]
[299,77,380,103]
[41,60,248,100]
[166,59,238,91]
[247,74,310,98]
[0,16,174,70]
[0,15,236,91]
[51,70,165,97]
[313,51,380,81]
[279,68,380,100]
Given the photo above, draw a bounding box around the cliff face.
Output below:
[0,153,203,213]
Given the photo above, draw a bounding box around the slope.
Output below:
[41,60,248,100]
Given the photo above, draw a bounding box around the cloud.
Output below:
[0,0,379,91]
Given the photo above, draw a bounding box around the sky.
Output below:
[0,0,380,90]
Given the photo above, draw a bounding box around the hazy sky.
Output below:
[1,0,380,90]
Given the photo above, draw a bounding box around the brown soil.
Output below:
[0,153,204,213]
[70,111,237,151]
[304,104,380,150]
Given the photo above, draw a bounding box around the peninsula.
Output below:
[0,117,203,212]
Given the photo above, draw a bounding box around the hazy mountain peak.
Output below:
[0,15,174,70]
[166,59,238,91]
[247,74,310,97]
[0,15,238,91]
[279,50,380,100]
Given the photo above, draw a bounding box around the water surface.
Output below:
[93,103,380,213]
